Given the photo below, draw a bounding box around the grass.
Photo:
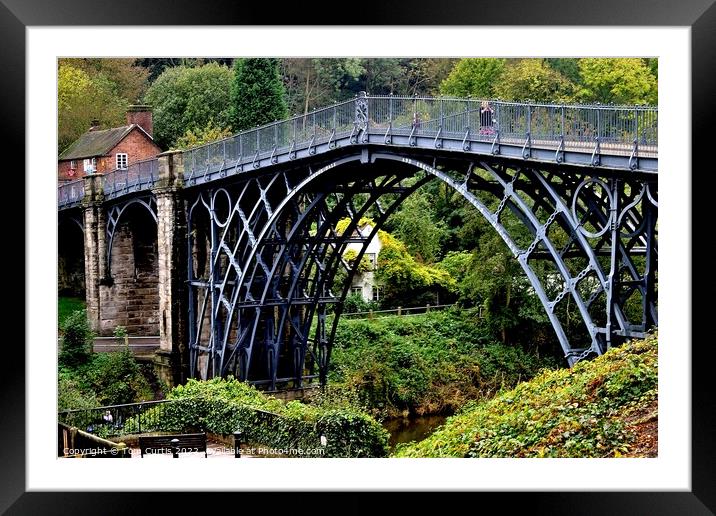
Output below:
[59,296,86,329]
[394,333,657,458]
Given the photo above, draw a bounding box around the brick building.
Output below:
[58,105,161,182]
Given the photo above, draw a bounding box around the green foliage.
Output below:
[493,59,576,102]
[59,309,94,368]
[58,64,128,152]
[435,251,472,293]
[143,63,233,149]
[577,58,657,105]
[86,349,154,406]
[175,119,233,149]
[440,58,506,97]
[395,333,657,457]
[342,248,373,274]
[230,58,288,132]
[545,58,582,85]
[329,309,556,418]
[387,192,448,263]
[58,371,99,411]
[376,230,455,307]
[58,313,157,408]
[153,377,389,457]
[342,292,379,314]
[58,297,86,329]
[59,58,149,104]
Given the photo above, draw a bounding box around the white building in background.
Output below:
[344,223,383,303]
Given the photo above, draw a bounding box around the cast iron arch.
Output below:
[187,149,657,387]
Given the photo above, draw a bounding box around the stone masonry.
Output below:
[80,151,188,385]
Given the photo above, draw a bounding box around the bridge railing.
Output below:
[183,99,356,181]
[182,95,657,180]
[102,157,159,200]
[57,178,85,208]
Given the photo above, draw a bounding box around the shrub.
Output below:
[58,371,99,411]
[87,349,154,406]
[329,308,556,417]
[153,377,389,457]
[59,309,94,368]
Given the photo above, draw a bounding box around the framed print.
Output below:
[7,0,714,512]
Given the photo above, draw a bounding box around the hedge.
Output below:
[143,377,389,458]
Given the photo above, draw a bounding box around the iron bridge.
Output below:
[58,93,658,390]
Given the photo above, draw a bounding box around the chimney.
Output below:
[89,119,100,132]
[126,105,153,137]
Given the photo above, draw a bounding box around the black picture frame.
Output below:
[7,1,712,513]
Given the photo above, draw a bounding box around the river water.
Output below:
[382,414,448,450]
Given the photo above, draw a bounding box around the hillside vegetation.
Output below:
[327,308,558,418]
[395,333,657,458]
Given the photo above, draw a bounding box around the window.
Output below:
[350,286,363,297]
[366,253,377,270]
[116,153,128,170]
[83,158,96,173]
[69,160,76,170]
[372,286,382,302]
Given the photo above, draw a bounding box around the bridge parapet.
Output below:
[182,94,658,182]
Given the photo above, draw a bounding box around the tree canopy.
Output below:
[230,58,289,131]
[143,63,233,149]
[493,59,576,102]
[439,58,507,98]
[58,64,128,152]
[577,58,658,105]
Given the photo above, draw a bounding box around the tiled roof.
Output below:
[59,125,136,161]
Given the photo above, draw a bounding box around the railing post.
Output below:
[397,306,402,316]
[233,430,243,458]
[170,438,180,458]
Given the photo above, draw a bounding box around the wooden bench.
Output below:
[138,433,207,458]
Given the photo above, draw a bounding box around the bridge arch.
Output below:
[100,198,160,337]
[187,148,657,388]
[58,215,85,298]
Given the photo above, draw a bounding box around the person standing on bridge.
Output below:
[479,101,495,136]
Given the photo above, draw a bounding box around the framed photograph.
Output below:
[9,0,712,512]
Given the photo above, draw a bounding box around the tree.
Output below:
[59,58,149,103]
[493,59,576,102]
[376,230,455,308]
[439,58,506,97]
[387,191,448,263]
[577,58,657,105]
[58,64,127,152]
[230,58,289,132]
[405,58,460,96]
[545,58,582,85]
[174,119,233,150]
[143,63,233,149]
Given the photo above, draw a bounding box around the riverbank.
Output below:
[394,333,658,458]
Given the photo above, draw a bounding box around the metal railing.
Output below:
[102,158,159,200]
[183,94,658,179]
[57,179,85,208]
[59,399,174,439]
[57,95,658,207]
[57,398,312,446]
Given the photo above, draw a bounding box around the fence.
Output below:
[339,303,470,320]
[58,399,175,439]
[57,179,85,209]
[102,158,159,200]
[183,94,658,178]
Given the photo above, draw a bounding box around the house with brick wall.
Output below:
[58,105,162,182]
